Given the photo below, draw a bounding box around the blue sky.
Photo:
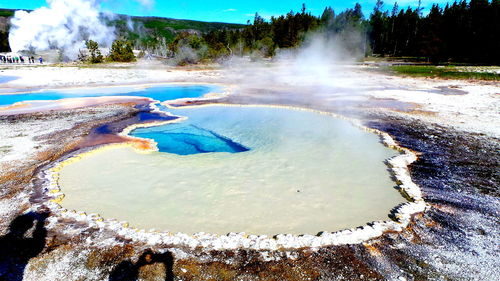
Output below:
[0,0,457,24]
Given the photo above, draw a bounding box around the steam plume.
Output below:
[221,33,369,112]
[9,0,115,60]
[226,33,355,89]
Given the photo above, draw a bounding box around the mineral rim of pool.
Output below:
[57,106,406,235]
[0,84,219,106]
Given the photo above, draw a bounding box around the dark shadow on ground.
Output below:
[109,250,174,281]
[0,211,49,281]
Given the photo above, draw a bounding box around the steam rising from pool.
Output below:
[57,106,405,235]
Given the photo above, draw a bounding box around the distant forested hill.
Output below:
[110,14,244,55]
[0,8,244,53]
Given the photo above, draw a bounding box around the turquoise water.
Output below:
[132,123,249,155]
[0,85,218,106]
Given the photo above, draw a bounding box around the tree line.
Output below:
[369,0,500,64]
[165,0,499,64]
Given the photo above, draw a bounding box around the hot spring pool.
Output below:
[57,105,405,235]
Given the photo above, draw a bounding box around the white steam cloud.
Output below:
[9,0,115,60]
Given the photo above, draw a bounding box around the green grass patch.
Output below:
[390,65,500,81]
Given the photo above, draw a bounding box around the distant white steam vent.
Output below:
[9,0,116,60]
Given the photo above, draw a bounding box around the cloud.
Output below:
[223,9,237,12]
[135,0,155,10]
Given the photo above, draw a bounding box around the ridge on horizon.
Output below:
[0,8,245,25]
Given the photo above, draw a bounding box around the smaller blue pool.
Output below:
[131,123,249,155]
[0,85,218,106]
[0,76,18,84]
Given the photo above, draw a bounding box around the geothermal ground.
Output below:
[0,62,498,280]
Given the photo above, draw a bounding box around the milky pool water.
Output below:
[58,105,405,235]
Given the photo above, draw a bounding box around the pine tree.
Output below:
[85,40,103,63]
[370,0,386,54]
[109,40,136,62]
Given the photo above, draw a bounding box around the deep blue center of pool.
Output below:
[0,85,215,106]
[131,123,249,155]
